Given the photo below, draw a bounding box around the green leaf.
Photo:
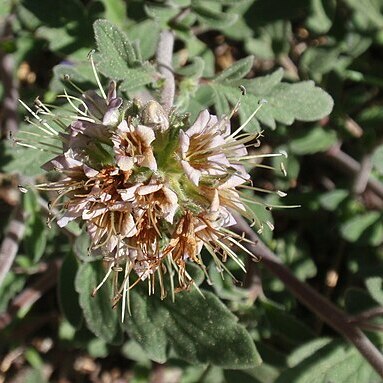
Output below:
[340,212,383,246]
[176,57,205,78]
[127,20,161,60]
[50,62,96,93]
[215,56,254,83]
[75,261,123,345]
[276,339,382,383]
[1,140,53,177]
[0,272,26,312]
[262,301,315,346]
[300,46,350,81]
[192,1,239,28]
[245,21,292,60]
[23,191,47,263]
[208,69,334,132]
[306,0,336,34]
[366,277,383,305]
[345,0,383,29]
[289,126,337,155]
[124,287,261,368]
[265,81,334,124]
[99,0,127,28]
[59,252,83,329]
[93,19,154,87]
[319,189,349,211]
[21,0,96,56]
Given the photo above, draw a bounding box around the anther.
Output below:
[239,85,247,96]
[18,185,28,193]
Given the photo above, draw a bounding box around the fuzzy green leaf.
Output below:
[215,56,254,83]
[289,126,337,155]
[23,192,47,263]
[276,339,382,383]
[127,20,161,60]
[340,212,383,246]
[75,261,123,345]
[192,1,239,28]
[319,189,349,211]
[93,19,154,86]
[366,277,383,305]
[207,68,333,132]
[306,0,336,34]
[124,287,261,368]
[59,253,83,329]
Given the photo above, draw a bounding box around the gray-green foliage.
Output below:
[2,0,383,381]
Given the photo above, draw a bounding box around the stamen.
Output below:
[228,99,268,140]
[88,50,107,100]
[19,99,59,136]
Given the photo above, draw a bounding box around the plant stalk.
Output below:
[234,214,383,378]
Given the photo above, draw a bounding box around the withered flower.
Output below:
[18,66,290,318]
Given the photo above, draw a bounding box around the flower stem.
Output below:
[234,213,383,378]
[156,30,175,113]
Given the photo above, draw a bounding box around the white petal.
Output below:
[181,160,201,186]
[83,164,99,178]
[179,130,190,158]
[82,206,108,220]
[137,183,163,196]
[186,109,210,136]
[136,124,155,145]
[118,184,141,201]
[121,214,137,237]
[117,155,134,171]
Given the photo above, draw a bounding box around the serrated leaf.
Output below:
[215,56,254,83]
[266,81,334,123]
[340,212,383,246]
[124,287,261,368]
[75,261,123,345]
[243,68,284,94]
[366,277,383,305]
[209,69,333,131]
[59,252,83,329]
[245,21,292,60]
[93,19,154,86]
[289,126,337,155]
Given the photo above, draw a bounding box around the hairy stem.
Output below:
[156,30,175,113]
[234,214,383,378]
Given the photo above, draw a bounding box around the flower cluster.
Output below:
[19,77,285,313]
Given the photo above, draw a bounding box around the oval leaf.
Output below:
[75,261,123,345]
[124,287,261,369]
